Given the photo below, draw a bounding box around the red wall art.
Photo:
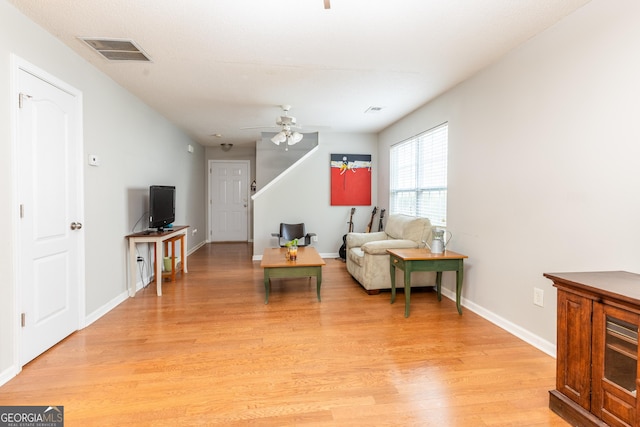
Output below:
[330,153,372,206]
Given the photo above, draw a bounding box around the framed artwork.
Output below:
[330,154,372,206]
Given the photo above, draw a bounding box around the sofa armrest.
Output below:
[361,239,419,255]
[346,231,387,248]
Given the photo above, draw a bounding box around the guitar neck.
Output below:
[365,208,377,232]
[347,208,355,233]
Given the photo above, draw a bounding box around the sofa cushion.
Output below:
[346,231,387,248]
[383,214,432,243]
[384,215,407,239]
[404,217,431,244]
[361,239,420,255]
[348,247,364,266]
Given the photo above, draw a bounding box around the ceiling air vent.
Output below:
[79,38,152,62]
[364,106,384,114]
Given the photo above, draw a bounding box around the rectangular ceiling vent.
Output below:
[364,106,384,114]
[79,38,152,62]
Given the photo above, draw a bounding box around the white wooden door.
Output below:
[209,160,249,241]
[17,64,83,365]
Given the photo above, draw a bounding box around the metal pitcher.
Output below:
[424,228,451,254]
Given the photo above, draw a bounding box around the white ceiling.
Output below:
[8,0,591,147]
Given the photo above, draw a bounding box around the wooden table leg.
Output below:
[390,262,397,304]
[155,240,163,296]
[455,260,464,315]
[264,269,270,304]
[128,238,137,297]
[404,265,412,318]
[181,233,187,273]
[170,238,176,282]
[316,267,322,302]
[435,271,443,301]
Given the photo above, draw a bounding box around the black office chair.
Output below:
[271,223,316,247]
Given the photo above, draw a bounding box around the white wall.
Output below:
[256,133,319,189]
[0,0,206,384]
[379,0,640,352]
[253,133,378,258]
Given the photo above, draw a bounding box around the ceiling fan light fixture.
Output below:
[289,132,303,145]
[267,105,306,148]
[271,132,287,145]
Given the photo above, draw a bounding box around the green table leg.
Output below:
[263,266,322,304]
[455,261,463,315]
[264,270,270,304]
[404,264,412,318]
[390,262,397,304]
[435,271,443,301]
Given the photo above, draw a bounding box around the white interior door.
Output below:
[17,63,83,365]
[209,160,249,242]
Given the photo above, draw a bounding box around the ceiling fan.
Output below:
[271,105,304,150]
[242,105,305,151]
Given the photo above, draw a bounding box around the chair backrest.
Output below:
[280,223,306,242]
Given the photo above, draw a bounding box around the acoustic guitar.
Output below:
[338,208,355,261]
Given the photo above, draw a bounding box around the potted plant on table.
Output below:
[285,239,298,261]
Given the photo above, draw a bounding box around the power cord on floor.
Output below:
[136,255,148,289]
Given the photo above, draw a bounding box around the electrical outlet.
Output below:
[311,235,318,242]
[533,287,544,307]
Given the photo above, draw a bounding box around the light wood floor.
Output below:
[0,243,567,426]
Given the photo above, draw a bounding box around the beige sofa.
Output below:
[345,214,437,293]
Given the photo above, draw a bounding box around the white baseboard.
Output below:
[84,289,129,328]
[85,246,204,328]
[0,364,20,388]
[188,240,206,255]
[439,287,556,358]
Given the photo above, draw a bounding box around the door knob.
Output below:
[70,222,83,230]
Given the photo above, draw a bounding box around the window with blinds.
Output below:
[389,122,448,226]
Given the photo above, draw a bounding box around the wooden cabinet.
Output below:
[544,271,640,427]
[592,304,639,426]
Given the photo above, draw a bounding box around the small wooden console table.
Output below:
[387,249,468,317]
[125,225,189,297]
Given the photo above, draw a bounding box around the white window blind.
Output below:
[390,122,448,226]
